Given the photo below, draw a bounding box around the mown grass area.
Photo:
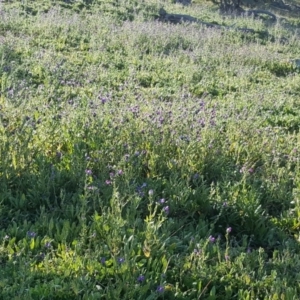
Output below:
[1,0,300,299]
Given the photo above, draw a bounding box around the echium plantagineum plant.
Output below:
[1,1,300,299]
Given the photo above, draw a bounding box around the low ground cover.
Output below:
[1,0,300,299]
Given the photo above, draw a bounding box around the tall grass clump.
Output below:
[1,0,300,298]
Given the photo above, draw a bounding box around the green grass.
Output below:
[1,0,300,299]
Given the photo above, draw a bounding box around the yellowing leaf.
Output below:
[143,243,151,258]
[30,238,35,250]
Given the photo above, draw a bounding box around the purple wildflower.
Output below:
[240,166,246,173]
[158,198,165,204]
[101,257,106,265]
[87,185,98,191]
[193,173,200,180]
[194,248,201,255]
[27,231,36,238]
[226,227,232,234]
[163,206,169,214]
[156,285,165,293]
[105,180,112,185]
[248,168,254,174]
[45,242,51,248]
[209,236,215,243]
[38,253,45,261]
[85,169,92,176]
[137,275,145,283]
[136,183,147,197]
[137,189,145,197]
[117,257,125,264]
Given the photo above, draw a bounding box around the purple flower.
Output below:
[87,185,98,191]
[248,168,254,174]
[136,183,148,196]
[226,227,232,234]
[117,170,123,175]
[85,169,92,176]
[137,275,145,283]
[193,173,200,180]
[105,180,112,185]
[38,253,45,261]
[240,166,246,173]
[193,248,201,255]
[137,190,145,197]
[158,198,165,204]
[109,172,114,179]
[27,231,36,238]
[45,242,51,248]
[101,257,106,265]
[208,236,215,243]
[240,166,254,174]
[163,206,169,214]
[117,257,125,264]
[156,285,165,293]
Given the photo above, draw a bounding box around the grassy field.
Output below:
[1,0,300,299]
